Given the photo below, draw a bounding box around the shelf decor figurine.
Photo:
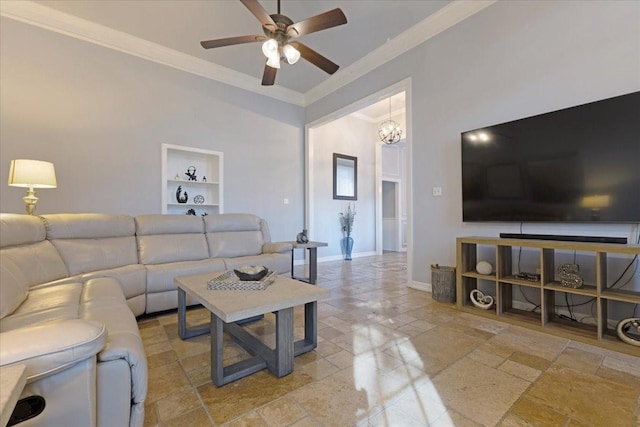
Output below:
[557,263,583,288]
[470,289,494,309]
[339,203,355,260]
[176,185,188,203]
[193,195,205,205]
[202,176,207,182]
[616,317,640,346]
[475,260,493,275]
[185,166,197,181]
[296,229,309,244]
[186,209,196,215]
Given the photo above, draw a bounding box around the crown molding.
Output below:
[0,0,305,106]
[303,0,497,105]
[1,0,495,108]
[351,107,407,123]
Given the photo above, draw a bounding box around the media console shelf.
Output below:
[456,236,640,356]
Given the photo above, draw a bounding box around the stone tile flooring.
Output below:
[140,253,640,426]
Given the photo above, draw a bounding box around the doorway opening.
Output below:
[305,78,412,282]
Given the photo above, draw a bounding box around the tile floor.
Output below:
[139,253,640,426]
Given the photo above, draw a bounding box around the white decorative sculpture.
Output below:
[476,260,493,275]
[617,318,640,346]
[470,289,494,309]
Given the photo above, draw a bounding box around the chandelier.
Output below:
[378,97,402,145]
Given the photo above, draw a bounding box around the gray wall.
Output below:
[311,115,376,258]
[306,1,640,285]
[0,17,305,241]
[2,1,639,289]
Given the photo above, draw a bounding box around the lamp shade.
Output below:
[8,159,57,188]
[283,44,300,64]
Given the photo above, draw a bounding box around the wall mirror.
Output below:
[333,153,357,200]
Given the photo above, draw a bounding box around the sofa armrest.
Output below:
[263,242,293,254]
[0,319,106,382]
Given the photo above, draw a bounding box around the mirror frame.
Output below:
[333,153,357,200]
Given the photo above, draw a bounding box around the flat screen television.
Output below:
[461,91,640,223]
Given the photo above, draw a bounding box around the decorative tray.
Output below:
[207,270,277,291]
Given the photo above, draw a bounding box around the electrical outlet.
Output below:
[283,198,289,205]
[432,187,442,196]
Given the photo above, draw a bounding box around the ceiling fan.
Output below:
[200,0,347,86]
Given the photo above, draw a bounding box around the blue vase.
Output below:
[342,236,353,260]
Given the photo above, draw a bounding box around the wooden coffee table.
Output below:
[175,273,328,386]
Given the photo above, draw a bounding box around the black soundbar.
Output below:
[499,233,628,244]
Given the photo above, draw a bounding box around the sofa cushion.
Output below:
[79,278,147,407]
[0,283,83,332]
[135,215,209,264]
[0,264,29,320]
[145,258,225,294]
[42,214,139,275]
[0,214,69,319]
[79,264,146,300]
[204,214,265,258]
[0,319,107,381]
[42,213,135,239]
[0,214,46,248]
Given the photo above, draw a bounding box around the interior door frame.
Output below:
[305,78,413,282]
[382,178,404,252]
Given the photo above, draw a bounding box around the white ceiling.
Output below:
[30,0,450,95]
[2,0,496,107]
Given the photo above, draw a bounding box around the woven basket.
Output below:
[431,265,456,303]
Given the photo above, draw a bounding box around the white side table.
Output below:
[1,364,27,427]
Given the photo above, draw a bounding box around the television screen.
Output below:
[461,91,640,223]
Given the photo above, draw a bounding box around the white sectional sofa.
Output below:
[0,212,292,427]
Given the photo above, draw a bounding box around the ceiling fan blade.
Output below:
[200,35,265,49]
[287,8,347,37]
[290,42,339,75]
[262,64,277,86]
[240,0,277,30]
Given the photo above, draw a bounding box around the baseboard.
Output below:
[409,281,431,292]
[315,251,377,264]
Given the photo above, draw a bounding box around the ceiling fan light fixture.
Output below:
[266,54,281,69]
[283,44,300,64]
[261,38,278,58]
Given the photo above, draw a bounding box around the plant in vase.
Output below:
[339,203,356,260]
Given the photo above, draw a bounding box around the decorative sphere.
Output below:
[476,260,493,275]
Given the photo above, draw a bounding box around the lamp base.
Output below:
[23,189,38,216]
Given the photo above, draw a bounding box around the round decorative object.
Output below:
[616,317,640,347]
[470,289,494,310]
[475,260,493,275]
[193,195,205,205]
[234,265,269,281]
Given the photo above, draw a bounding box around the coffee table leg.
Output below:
[306,301,318,348]
[178,288,188,339]
[210,313,225,386]
[178,287,210,339]
[274,307,294,377]
[308,248,318,284]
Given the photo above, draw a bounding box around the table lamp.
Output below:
[7,159,57,215]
